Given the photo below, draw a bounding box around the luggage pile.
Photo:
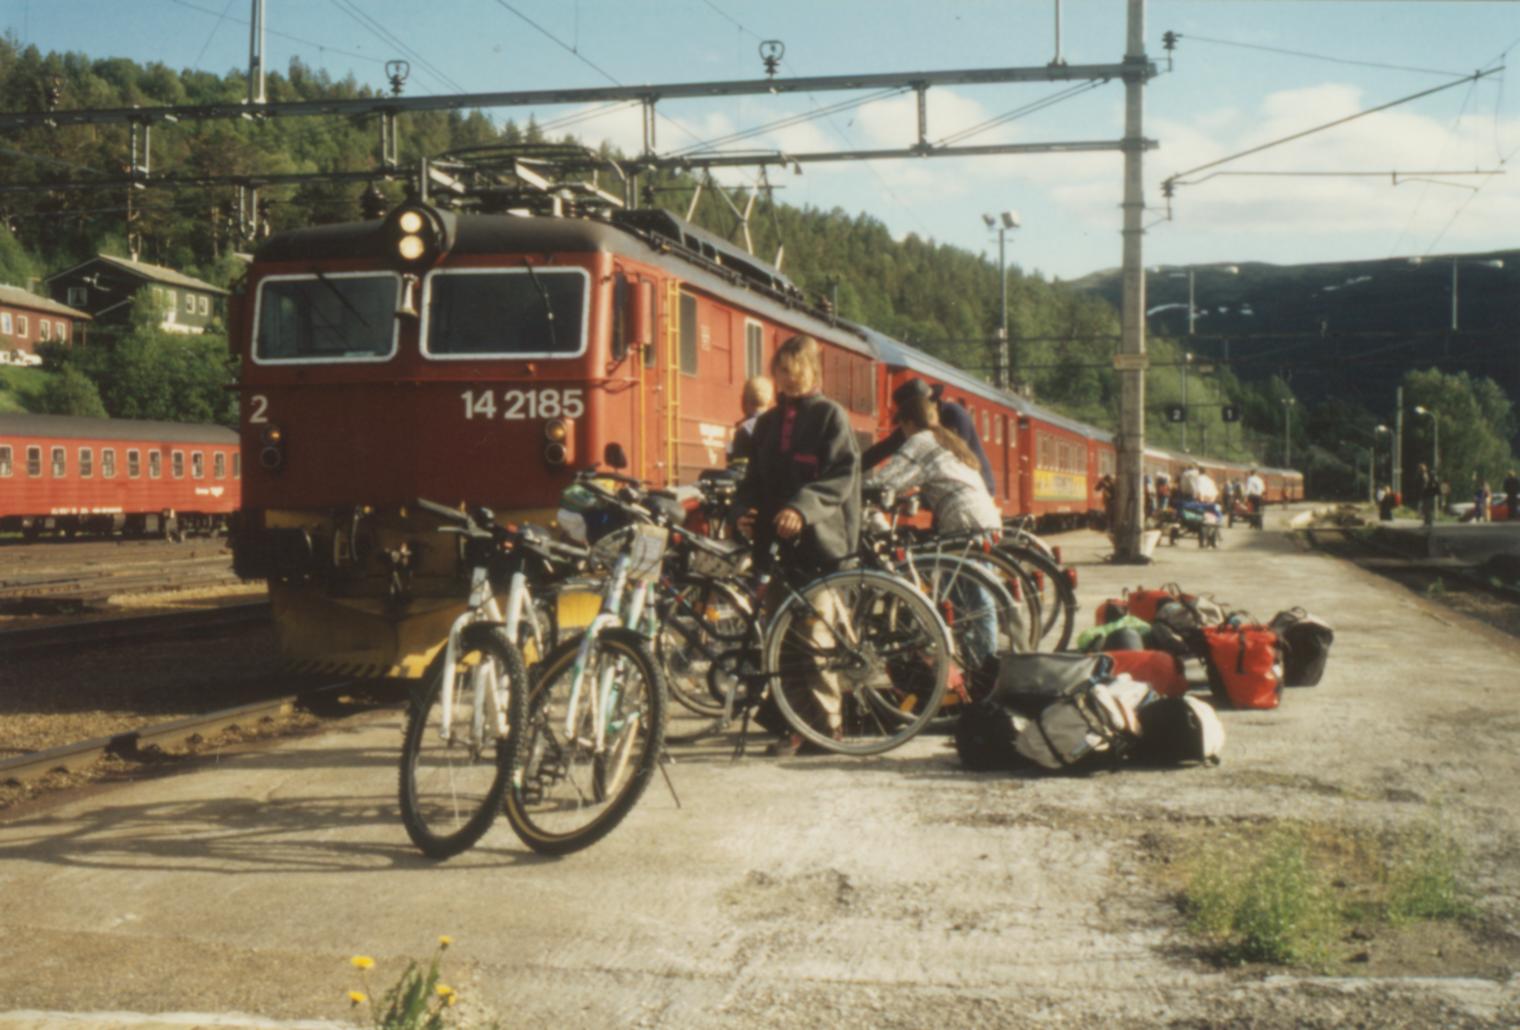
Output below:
[956,583,1334,774]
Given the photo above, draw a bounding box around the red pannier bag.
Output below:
[1094,598,1127,626]
[1104,650,1189,698]
[1201,625,1282,709]
[1122,583,1183,623]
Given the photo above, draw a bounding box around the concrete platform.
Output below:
[3,509,1519,1028]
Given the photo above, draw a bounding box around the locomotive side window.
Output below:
[744,321,763,379]
[102,449,116,478]
[172,451,184,479]
[192,452,205,479]
[149,451,162,478]
[79,447,92,478]
[27,446,41,477]
[254,273,399,363]
[50,446,64,477]
[611,276,629,361]
[128,449,141,478]
[678,293,698,375]
[233,453,241,478]
[0,445,10,477]
[214,452,226,479]
[423,267,589,359]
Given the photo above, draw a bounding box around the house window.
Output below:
[149,451,162,478]
[185,292,195,312]
[0,313,10,335]
[102,448,116,478]
[79,447,92,477]
[51,446,65,477]
[214,452,226,479]
[127,449,141,478]
[38,320,49,341]
[27,446,41,477]
[55,321,66,340]
[745,321,764,379]
[16,315,27,338]
[67,286,87,307]
[199,295,209,316]
[191,451,204,478]
[172,451,185,478]
[0,445,10,477]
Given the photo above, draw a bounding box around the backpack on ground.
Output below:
[955,653,1115,771]
[1104,649,1189,698]
[1013,676,1146,772]
[1122,583,1184,622]
[1201,623,1283,709]
[1132,696,1225,766]
[1074,614,1152,653]
[1268,608,1335,687]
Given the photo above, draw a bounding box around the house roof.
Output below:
[47,253,228,295]
[0,284,90,320]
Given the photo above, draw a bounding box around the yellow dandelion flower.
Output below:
[350,956,375,970]
[438,935,453,948]
[347,991,368,1006]
[435,984,455,997]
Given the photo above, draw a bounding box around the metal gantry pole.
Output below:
[998,226,1009,389]
[1114,0,1148,562]
[247,0,266,106]
[1394,386,1405,500]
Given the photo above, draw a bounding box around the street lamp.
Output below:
[1373,423,1391,502]
[983,210,1020,389]
[1281,397,1296,467]
[1408,256,1504,331]
[1180,350,1194,452]
[1413,405,1439,474]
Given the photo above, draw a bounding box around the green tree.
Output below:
[38,364,107,417]
[1400,368,1515,494]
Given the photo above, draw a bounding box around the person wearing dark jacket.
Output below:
[732,335,861,756]
[1504,469,1520,521]
[862,378,996,494]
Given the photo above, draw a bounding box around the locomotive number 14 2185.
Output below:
[460,388,585,420]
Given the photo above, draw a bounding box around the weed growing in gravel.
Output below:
[1425,577,1447,597]
[347,936,491,1030]
[1182,820,1476,968]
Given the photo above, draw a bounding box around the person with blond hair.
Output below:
[727,375,775,465]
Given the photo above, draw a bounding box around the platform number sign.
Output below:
[1165,404,1186,424]
[1221,404,1241,423]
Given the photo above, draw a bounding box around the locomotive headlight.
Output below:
[543,418,574,466]
[259,424,286,472]
[397,235,426,261]
[260,425,283,446]
[397,210,424,234]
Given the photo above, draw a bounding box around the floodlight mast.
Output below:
[1113,0,1150,564]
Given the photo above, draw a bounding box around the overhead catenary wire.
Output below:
[163,0,388,67]
[328,0,468,95]
[1178,33,1471,79]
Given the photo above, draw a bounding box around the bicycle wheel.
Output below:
[904,553,1026,672]
[654,573,758,717]
[957,547,1044,652]
[503,627,667,855]
[999,544,1077,651]
[764,568,951,756]
[398,623,528,860]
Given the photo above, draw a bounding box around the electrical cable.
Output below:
[1178,33,1470,79]
[328,0,468,94]
[163,0,387,66]
[190,0,235,70]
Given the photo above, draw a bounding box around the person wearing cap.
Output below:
[862,378,996,494]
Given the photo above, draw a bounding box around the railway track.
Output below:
[0,600,271,658]
[0,540,248,611]
[1303,525,1520,603]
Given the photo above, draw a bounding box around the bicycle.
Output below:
[502,463,672,855]
[397,499,584,859]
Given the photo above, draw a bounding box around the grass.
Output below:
[1181,819,1474,969]
[0,364,49,413]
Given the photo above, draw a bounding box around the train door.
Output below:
[1016,416,1035,515]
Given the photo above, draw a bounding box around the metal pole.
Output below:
[1181,356,1189,452]
[1113,0,1147,562]
[999,227,1009,389]
[1394,386,1404,500]
[1283,402,1292,467]
[1451,260,1459,333]
[247,0,266,106]
[1433,416,1440,476]
[1187,267,1195,337]
[1367,446,1375,504]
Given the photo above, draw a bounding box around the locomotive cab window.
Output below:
[254,273,400,363]
[102,448,116,478]
[0,445,10,477]
[27,446,40,477]
[79,447,92,478]
[50,446,64,477]
[678,293,698,375]
[744,320,764,379]
[422,267,589,359]
[128,449,141,478]
[149,451,161,478]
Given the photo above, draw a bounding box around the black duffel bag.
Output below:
[1268,608,1335,687]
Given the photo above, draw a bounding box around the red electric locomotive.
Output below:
[0,413,239,539]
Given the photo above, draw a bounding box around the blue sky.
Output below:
[5,1,1520,280]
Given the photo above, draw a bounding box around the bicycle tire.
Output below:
[764,568,951,756]
[398,623,528,860]
[999,544,1077,652]
[900,553,1026,671]
[503,627,667,855]
[957,547,1045,652]
[654,573,758,717]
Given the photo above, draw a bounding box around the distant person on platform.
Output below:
[727,375,775,466]
[1504,469,1520,521]
[1473,476,1491,523]
[863,379,995,494]
[1416,463,1438,527]
[1195,466,1220,505]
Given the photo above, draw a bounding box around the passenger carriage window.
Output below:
[255,273,399,363]
[0,445,10,477]
[982,411,990,441]
[79,447,92,478]
[423,268,589,359]
[678,293,698,375]
[51,446,65,477]
[27,445,41,477]
[744,321,764,379]
[102,449,116,478]
[192,452,204,479]
[149,451,161,478]
[128,449,141,478]
[214,452,226,479]
[172,451,185,479]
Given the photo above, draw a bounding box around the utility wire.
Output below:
[936,80,1108,147]
[163,0,387,67]
[1179,33,1470,79]
[329,0,468,94]
[190,0,235,71]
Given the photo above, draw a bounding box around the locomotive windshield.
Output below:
[422,267,589,358]
[254,273,399,363]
